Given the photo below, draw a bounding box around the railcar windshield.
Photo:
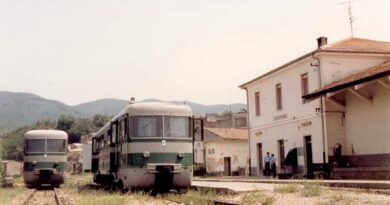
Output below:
[129,116,191,138]
[25,139,45,153]
[25,139,66,153]
[47,139,66,152]
[164,116,191,138]
[130,116,163,137]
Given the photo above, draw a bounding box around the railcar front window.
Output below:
[130,116,163,137]
[26,139,45,153]
[46,139,66,152]
[164,116,190,138]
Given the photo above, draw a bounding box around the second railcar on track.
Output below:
[23,130,68,187]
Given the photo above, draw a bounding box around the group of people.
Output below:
[264,152,277,178]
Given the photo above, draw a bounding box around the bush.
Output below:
[273,184,299,193]
[301,182,322,197]
[241,192,275,205]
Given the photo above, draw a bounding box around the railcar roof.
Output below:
[123,102,192,116]
[24,130,68,139]
[93,102,192,137]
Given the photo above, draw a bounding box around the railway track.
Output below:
[22,188,62,205]
[164,198,240,205]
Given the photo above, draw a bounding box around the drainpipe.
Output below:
[245,88,252,176]
[312,53,327,166]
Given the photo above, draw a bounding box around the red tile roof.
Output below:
[303,61,390,100]
[239,38,390,89]
[322,38,390,53]
[205,127,248,140]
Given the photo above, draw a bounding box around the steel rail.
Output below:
[53,188,63,205]
[22,188,37,205]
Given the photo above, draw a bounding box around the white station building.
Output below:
[240,37,390,179]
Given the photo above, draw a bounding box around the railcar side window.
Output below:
[112,124,117,144]
[25,139,45,153]
[47,139,66,152]
[130,116,163,137]
[164,116,191,138]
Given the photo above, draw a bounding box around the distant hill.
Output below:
[0,91,84,134]
[0,91,246,134]
[73,98,128,117]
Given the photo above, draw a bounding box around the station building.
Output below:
[239,37,390,179]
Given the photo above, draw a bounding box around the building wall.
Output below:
[82,143,92,172]
[205,140,248,174]
[194,141,205,164]
[344,83,390,156]
[246,52,390,176]
[246,57,325,175]
[250,116,324,175]
[320,54,389,85]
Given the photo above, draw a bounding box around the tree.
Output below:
[92,114,110,130]
[222,110,233,118]
[68,118,94,144]
[0,140,5,180]
[56,115,75,133]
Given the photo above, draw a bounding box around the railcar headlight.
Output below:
[143,151,150,159]
[32,161,37,165]
[177,151,184,159]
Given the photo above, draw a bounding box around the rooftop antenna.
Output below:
[339,0,357,37]
[229,87,232,115]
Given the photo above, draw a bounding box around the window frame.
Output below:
[255,91,260,116]
[276,83,283,111]
[301,73,309,96]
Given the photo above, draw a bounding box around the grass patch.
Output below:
[273,184,299,193]
[301,182,322,197]
[161,189,217,205]
[316,193,350,205]
[0,186,27,204]
[241,192,275,205]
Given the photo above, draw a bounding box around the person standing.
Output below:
[270,154,276,178]
[264,152,271,177]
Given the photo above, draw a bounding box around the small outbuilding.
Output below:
[204,127,248,176]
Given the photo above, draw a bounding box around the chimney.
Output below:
[317,37,328,48]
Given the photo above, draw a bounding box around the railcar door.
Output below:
[110,122,119,173]
[192,117,204,164]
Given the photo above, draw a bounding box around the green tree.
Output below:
[92,114,110,130]
[0,139,5,180]
[56,115,75,133]
[68,118,94,143]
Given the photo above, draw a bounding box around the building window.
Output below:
[301,73,309,96]
[255,91,260,116]
[276,83,282,110]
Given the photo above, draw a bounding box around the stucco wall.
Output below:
[344,83,390,155]
[320,54,389,85]
[205,140,248,174]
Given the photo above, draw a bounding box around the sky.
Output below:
[0,0,389,105]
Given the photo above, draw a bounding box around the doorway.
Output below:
[278,140,285,173]
[224,157,231,176]
[257,143,263,176]
[304,136,313,177]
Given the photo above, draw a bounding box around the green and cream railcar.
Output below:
[23,130,68,187]
[92,102,201,191]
